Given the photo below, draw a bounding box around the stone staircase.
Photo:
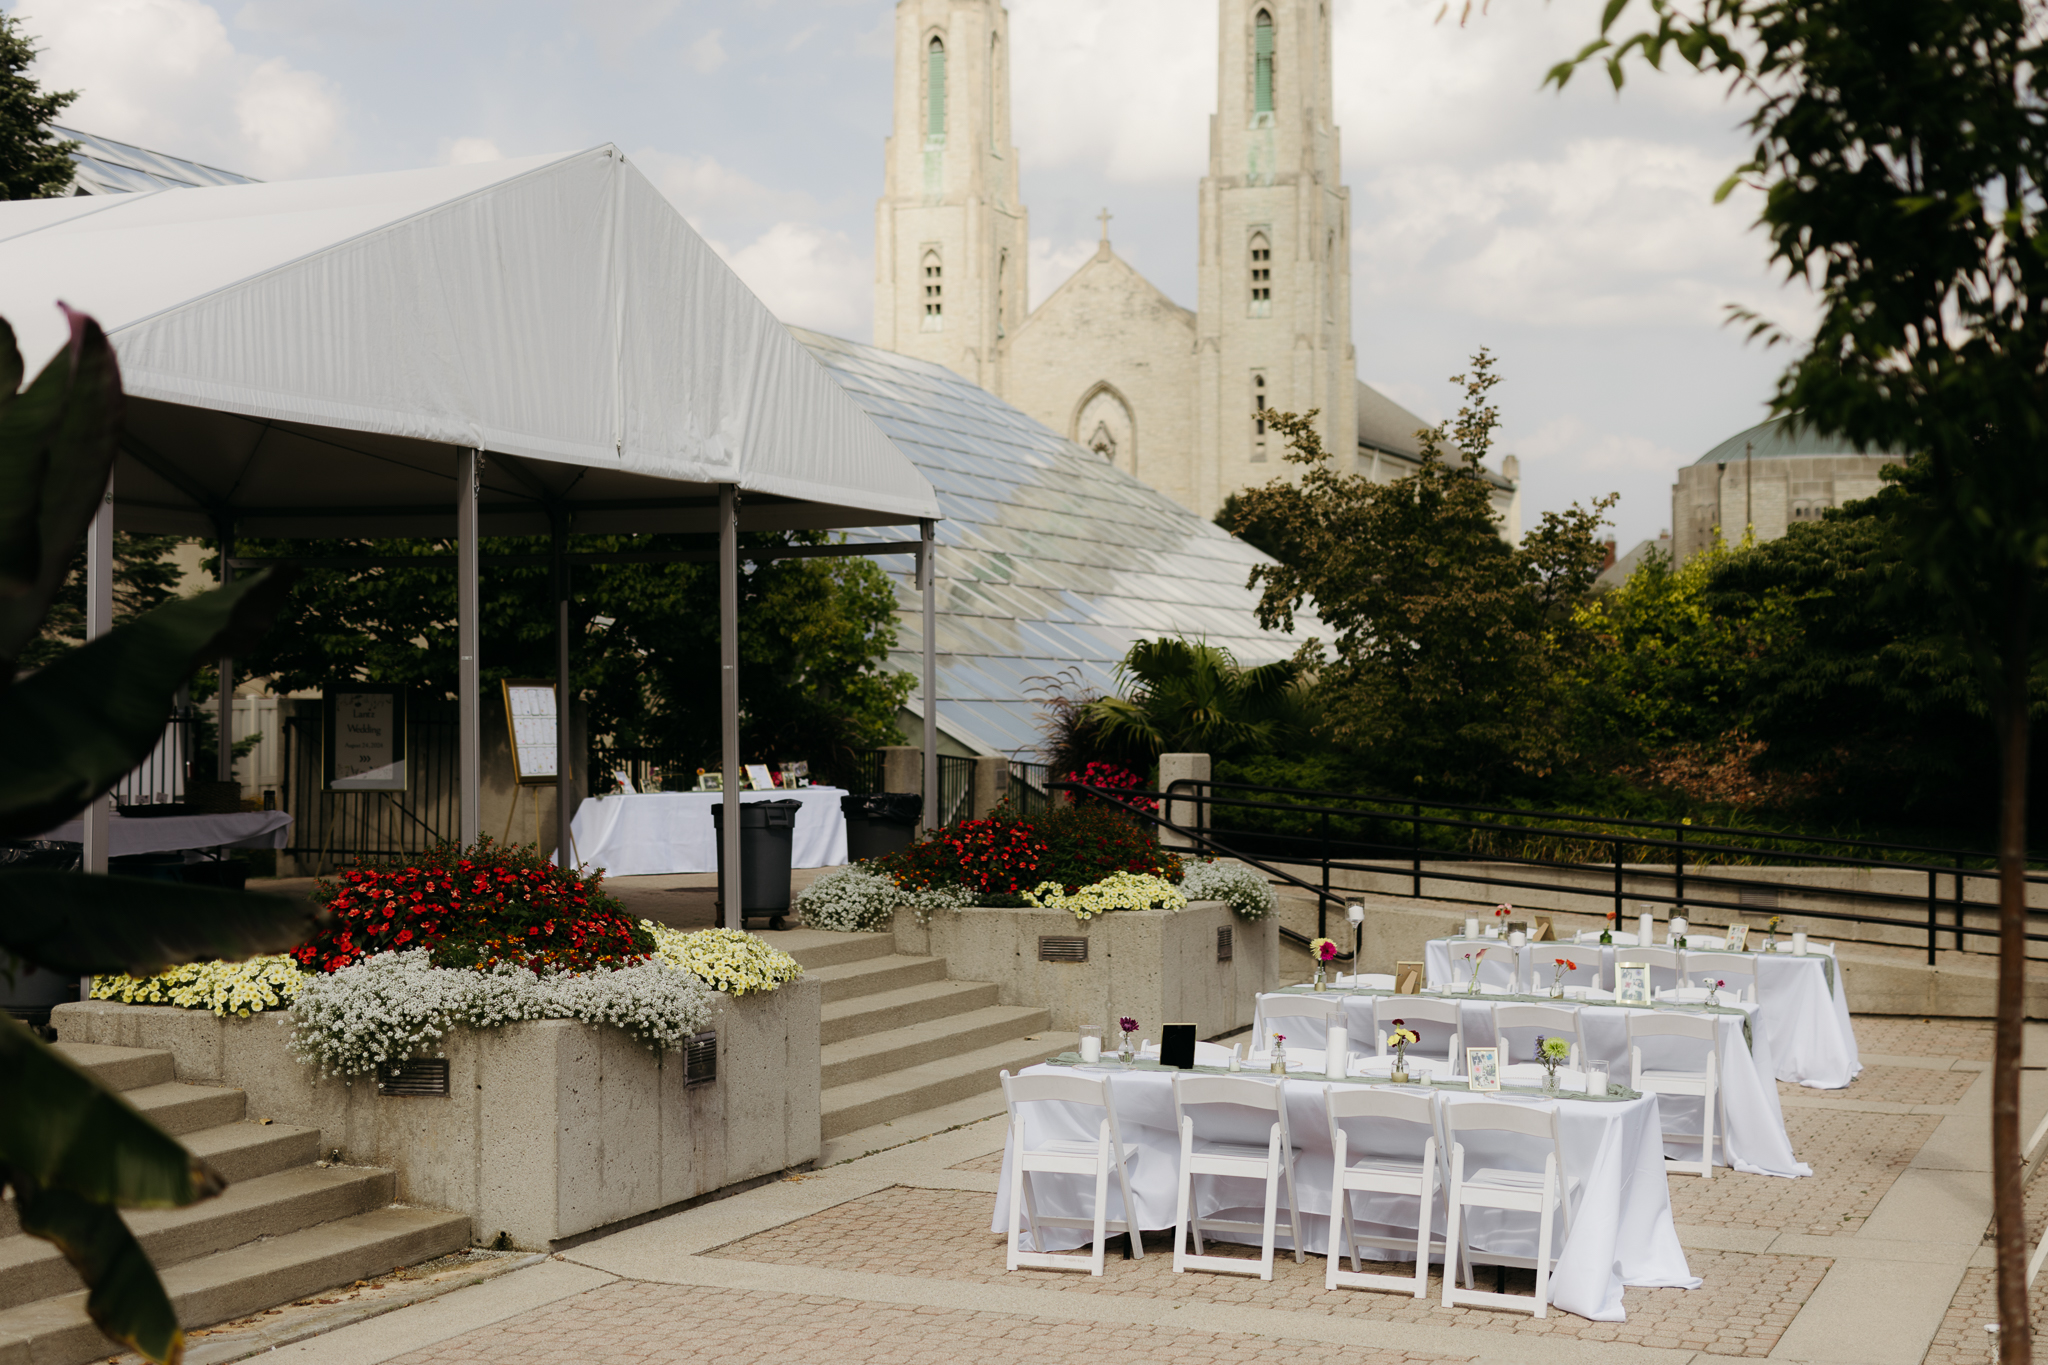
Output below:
[0,1043,470,1365]
[784,932,1075,1140]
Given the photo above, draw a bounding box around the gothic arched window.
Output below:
[1253,10,1275,116]
[922,248,943,332]
[1249,232,1272,318]
[927,36,947,140]
[1251,372,1269,461]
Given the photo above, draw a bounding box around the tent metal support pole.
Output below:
[920,518,937,832]
[552,510,573,868]
[82,486,113,877]
[216,523,235,783]
[719,484,740,931]
[457,449,482,847]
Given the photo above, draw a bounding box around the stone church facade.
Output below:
[872,0,1519,531]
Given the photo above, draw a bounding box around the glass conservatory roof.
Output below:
[793,328,1321,758]
[56,126,262,195]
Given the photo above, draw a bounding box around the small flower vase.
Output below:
[1270,1046,1287,1075]
[1543,1067,1560,1097]
[1313,964,1328,992]
[1119,1031,1136,1065]
[1466,971,1481,997]
[1550,981,1565,1000]
[1599,929,1612,945]
[1391,1050,1411,1084]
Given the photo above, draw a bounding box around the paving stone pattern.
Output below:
[382,1280,1475,1365]
[1922,1163,2048,1365]
[1776,1064,1975,1109]
[708,1185,1827,1357]
[1667,1108,1940,1237]
[1853,1016,1994,1060]
[948,1150,1006,1173]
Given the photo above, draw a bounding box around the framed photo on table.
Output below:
[1725,923,1750,952]
[1615,964,1652,1006]
[1465,1046,1500,1092]
[744,763,776,791]
[696,770,722,792]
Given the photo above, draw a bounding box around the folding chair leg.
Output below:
[1441,1149,1465,1307]
[1411,1177,1434,1298]
[1089,1130,1112,1277]
[1006,1155,1027,1270]
[1019,1169,1043,1254]
[1325,1133,1346,1290]
[1532,1156,1556,1318]
[1258,1132,1280,1281]
[1172,1120,1194,1275]
[1281,1139,1304,1264]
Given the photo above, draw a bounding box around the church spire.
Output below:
[874,0,1030,394]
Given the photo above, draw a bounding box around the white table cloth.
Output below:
[35,809,294,855]
[1256,988,1809,1178]
[1424,937,1861,1090]
[563,788,848,875]
[992,1047,1698,1321]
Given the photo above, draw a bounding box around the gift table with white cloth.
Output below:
[991,1044,1698,1321]
[1255,985,1808,1178]
[564,788,848,876]
[35,809,293,855]
[1423,935,1860,1090]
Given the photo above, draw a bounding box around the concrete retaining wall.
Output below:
[53,978,821,1250]
[891,900,1277,1039]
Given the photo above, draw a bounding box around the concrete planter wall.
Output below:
[892,900,1277,1039]
[53,978,820,1249]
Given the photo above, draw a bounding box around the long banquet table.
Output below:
[992,1043,1699,1321]
[1254,985,1808,1178]
[1423,935,1861,1090]
[563,787,849,875]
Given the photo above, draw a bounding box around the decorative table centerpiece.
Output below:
[1310,937,1339,990]
[1118,1015,1139,1064]
[1538,1035,1572,1095]
[1387,1022,1419,1083]
[1551,956,1577,999]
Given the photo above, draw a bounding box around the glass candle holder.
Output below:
[1584,1061,1610,1096]
[1078,1024,1102,1064]
[1792,930,1808,956]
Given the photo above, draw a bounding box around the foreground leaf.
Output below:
[0,872,319,977]
[11,1177,186,1365]
[0,568,295,837]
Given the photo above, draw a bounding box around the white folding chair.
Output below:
[1170,1073,1304,1280]
[1677,951,1758,1002]
[1490,1003,1583,1069]
[1000,1069,1144,1274]
[1324,1085,1444,1298]
[1372,996,1462,1066]
[1627,1012,1724,1179]
[1254,993,1346,1053]
[1614,946,1683,993]
[1441,1099,1576,1317]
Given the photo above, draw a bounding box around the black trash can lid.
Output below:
[860,792,923,824]
[712,796,804,828]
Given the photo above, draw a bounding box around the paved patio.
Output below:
[195,1017,2046,1365]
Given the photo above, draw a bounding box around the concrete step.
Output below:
[775,929,901,972]
[182,1120,325,1185]
[821,979,1002,1044]
[806,953,950,1004]
[124,1081,247,1137]
[49,1041,175,1093]
[821,1031,1077,1138]
[0,1204,471,1365]
[820,1005,1052,1089]
[0,1164,396,1311]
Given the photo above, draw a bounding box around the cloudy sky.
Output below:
[9,0,1809,548]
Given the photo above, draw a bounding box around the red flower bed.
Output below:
[1064,761,1157,816]
[874,800,1183,900]
[293,838,652,974]
[879,816,1050,896]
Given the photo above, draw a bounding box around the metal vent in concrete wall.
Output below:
[686,1030,718,1086]
[1217,927,1234,962]
[376,1058,449,1096]
[1038,936,1089,963]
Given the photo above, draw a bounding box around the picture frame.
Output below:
[1533,916,1555,943]
[696,770,722,792]
[744,763,776,791]
[1725,923,1750,952]
[1395,961,1424,995]
[1159,1023,1197,1070]
[1615,964,1653,1006]
[499,679,558,785]
[1464,1046,1500,1092]
[613,768,637,795]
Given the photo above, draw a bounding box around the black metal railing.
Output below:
[279,705,460,871]
[1008,760,1055,818]
[111,706,202,809]
[1053,776,2048,967]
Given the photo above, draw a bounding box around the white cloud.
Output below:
[633,147,817,235]
[1009,0,1213,183]
[18,0,342,177]
[1027,235,1096,310]
[1514,415,1689,477]
[686,28,726,74]
[441,136,504,165]
[572,0,682,64]
[716,222,870,339]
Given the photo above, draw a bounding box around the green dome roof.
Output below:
[1691,415,1902,467]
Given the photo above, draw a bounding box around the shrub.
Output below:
[293,838,651,975]
[1178,859,1277,921]
[1029,802,1184,894]
[876,817,1051,897]
[1063,761,1157,815]
[794,865,972,932]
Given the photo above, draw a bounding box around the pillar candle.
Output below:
[1079,1033,1101,1063]
[1325,1027,1349,1079]
[1638,912,1653,945]
[1464,916,1479,938]
[1792,930,1808,956]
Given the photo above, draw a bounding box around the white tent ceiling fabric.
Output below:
[0,147,936,535]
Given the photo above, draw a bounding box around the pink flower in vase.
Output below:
[1118,1016,1139,1035]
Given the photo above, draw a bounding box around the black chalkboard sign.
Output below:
[1159,1022,1198,1070]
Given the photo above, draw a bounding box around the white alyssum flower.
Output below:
[793,864,971,931]
[1178,859,1278,921]
[288,951,716,1078]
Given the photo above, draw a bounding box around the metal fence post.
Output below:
[1613,840,1624,922]
[1411,800,1421,899]
[1956,854,1967,953]
[1928,867,1939,966]
[1676,821,1686,907]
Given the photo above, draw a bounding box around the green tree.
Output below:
[21,533,187,670]
[1554,3,2048,1348]
[1083,636,1313,761]
[0,13,76,200]
[1227,351,1615,795]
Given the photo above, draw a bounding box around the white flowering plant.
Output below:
[287,950,717,1078]
[93,955,308,1018]
[644,923,802,996]
[1178,859,1276,921]
[793,864,973,931]
[1025,871,1186,922]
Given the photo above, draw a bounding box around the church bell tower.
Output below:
[1195,0,1356,517]
[875,0,1030,395]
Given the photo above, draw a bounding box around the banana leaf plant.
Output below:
[0,306,319,1365]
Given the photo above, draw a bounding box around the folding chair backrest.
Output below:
[1625,1009,1717,1073]
[1373,996,1462,1060]
[1174,1072,1291,1150]
[1259,995,1344,1046]
[1176,1073,1284,1113]
[1443,1097,1562,1171]
[1326,1084,1437,1165]
[1616,947,1683,991]
[1002,1069,1118,1154]
[1681,951,1757,987]
[1625,1010,1716,1043]
[1491,1004,1583,1065]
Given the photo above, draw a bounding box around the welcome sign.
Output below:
[324,686,408,791]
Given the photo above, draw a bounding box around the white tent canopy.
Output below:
[0,146,937,537]
[0,147,942,911]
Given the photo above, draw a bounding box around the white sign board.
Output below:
[504,681,558,784]
[327,688,406,791]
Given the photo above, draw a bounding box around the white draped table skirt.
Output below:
[562,788,849,876]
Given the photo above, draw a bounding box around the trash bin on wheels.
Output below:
[712,798,802,931]
[840,792,923,862]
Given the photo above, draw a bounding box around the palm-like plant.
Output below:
[1084,637,1312,760]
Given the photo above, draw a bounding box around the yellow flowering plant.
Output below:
[1023,872,1186,922]
[93,955,308,1019]
[642,923,803,997]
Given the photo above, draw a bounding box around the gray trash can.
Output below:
[841,792,922,862]
[712,798,801,930]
